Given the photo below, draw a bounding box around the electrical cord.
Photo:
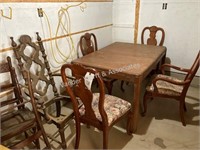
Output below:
[41,1,87,68]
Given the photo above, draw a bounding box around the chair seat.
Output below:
[1,108,35,141]
[147,74,184,96]
[79,93,131,125]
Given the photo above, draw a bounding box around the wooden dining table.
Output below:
[72,42,167,133]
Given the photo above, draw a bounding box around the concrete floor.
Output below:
[41,78,200,150]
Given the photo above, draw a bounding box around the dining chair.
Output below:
[61,63,132,149]
[121,26,166,91]
[142,50,200,126]
[0,56,51,149]
[142,25,166,73]
[10,33,74,149]
[141,25,165,46]
[79,32,117,94]
[141,25,166,73]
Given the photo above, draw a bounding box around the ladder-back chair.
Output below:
[0,56,51,149]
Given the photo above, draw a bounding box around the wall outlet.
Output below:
[37,8,43,17]
[162,3,168,10]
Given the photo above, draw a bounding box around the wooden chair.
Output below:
[79,32,117,94]
[0,56,51,149]
[141,25,165,46]
[142,51,200,126]
[121,26,165,91]
[10,33,74,149]
[79,32,98,56]
[61,63,132,149]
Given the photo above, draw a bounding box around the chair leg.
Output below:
[42,132,51,149]
[75,121,81,149]
[103,128,109,149]
[33,127,40,149]
[142,92,150,116]
[105,82,113,95]
[126,111,133,135]
[179,101,186,126]
[35,138,41,149]
[120,81,125,92]
[58,126,67,149]
[183,99,187,112]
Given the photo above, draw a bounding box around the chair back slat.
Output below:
[0,57,24,111]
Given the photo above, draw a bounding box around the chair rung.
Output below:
[0,87,14,98]
[10,130,42,149]
[1,98,18,107]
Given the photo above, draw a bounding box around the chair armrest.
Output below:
[52,72,75,80]
[161,64,190,74]
[43,95,71,107]
[152,75,190,92]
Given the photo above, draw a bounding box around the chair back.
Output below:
[0,56,24,114]
[141,26,165,46]
[184,51,200,84]
[10,33,74,149]
[0,57,51,149]
[10,33,59,105]
[61,63,108,126]
[80,32,98,56]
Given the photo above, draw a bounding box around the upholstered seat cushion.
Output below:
[147,74,184,96]
[79,93,131,125]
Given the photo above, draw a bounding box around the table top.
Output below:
[73,42,166,81]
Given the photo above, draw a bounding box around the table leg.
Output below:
[127,77,142,134]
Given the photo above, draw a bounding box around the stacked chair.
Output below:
[10,33,74,149]
[0,56,51,149]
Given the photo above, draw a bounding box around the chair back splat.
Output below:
[61,63,132,149]
[80,32,98,56]
[141,25,165,46]
[10,33,73,149]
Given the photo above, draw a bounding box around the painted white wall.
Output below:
[0,2,113,70]
[0,2,113,96]
[0,0,199,77]
[112,0,135,43]
[113,0,200,76]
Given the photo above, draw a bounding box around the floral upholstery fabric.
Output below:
[147,74,184,96]
[79,93,131,125]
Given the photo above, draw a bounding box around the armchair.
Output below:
[142,51,200,126]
